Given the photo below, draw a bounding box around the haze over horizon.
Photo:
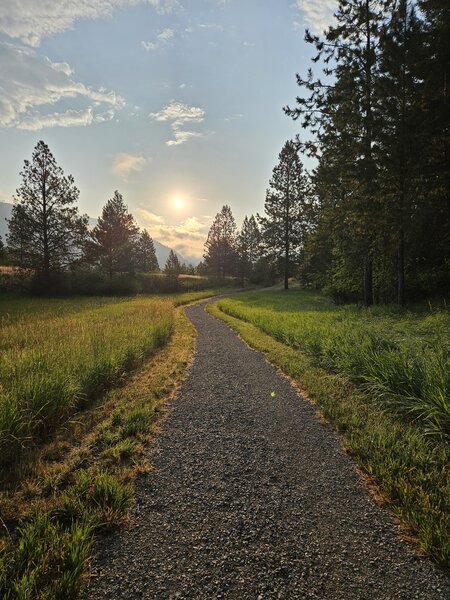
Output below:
[0,0,335,260]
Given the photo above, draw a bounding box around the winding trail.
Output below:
[87,301,449,599]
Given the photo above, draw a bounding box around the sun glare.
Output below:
[174,198,184,209]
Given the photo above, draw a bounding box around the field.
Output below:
[0,290,217,469]
[210,289,450,563]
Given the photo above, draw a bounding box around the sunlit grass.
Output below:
[217,290,450,438]
[0,297,175,467]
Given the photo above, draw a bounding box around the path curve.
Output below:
[87,300,449,599]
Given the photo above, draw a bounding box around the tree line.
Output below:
[204,1,449,304]
[283,0,449,305]
[2,141,193,285]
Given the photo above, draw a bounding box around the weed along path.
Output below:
[87,301,449,599]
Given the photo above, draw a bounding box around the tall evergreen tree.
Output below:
[135,229,159,272]
[377,0,424,304]
[259,140,310,290]
[6,141,87,277]
[236,215,261,282]
[164,249,181,278]
[88,191,139,277]
[285,0,389,304]
[204,205,237,278]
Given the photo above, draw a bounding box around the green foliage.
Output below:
[0,512,93,599]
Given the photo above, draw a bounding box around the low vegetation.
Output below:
[0,296,174,468]
[0,300,197,598]
[209,290,450,565]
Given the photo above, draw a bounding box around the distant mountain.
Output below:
[0,201,188,269]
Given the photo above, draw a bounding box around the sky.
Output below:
[0,0,336,263]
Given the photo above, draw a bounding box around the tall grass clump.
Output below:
[0,297,174,468]
[218,290,450,438]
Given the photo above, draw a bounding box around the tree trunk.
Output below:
[363,257,373,306]
[398,225,405,306]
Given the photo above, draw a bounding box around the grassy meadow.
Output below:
[211,289,450,564]
[0,289,217,469]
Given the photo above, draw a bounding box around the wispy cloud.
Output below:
[0,0,181,47]
[292,0,336,35]
[149,101,205,146]
[0,42,124,130]
[141,27,174,51]
[112,153,149,177]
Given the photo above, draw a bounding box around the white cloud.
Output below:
[149,101,205,146]
[292,0,336,35]
[166,130,201,146]
[157,27,174,41]
[17,108,94,130]
[0,42,124,130]
[141,27,174,51]
[0,0,180,47]
[149,101,204,127]
[112,153,149,177]
[141,41,158,51]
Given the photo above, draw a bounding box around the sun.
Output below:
[174,198,184,209]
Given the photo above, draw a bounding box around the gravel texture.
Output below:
[87,300,449,599]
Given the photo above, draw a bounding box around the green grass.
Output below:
[0,307,197,598]
[216,290,450,438]
[208,291,450,565]
[0,289,223,469]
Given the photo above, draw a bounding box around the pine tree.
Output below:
[285,0,389,304]
[135,229,159,272]
[377,0,424,304]
[236,215,261,283]
[6,141,88,277]
[259,140,310,290]
[204,205,237,278]
[164,249,181,278]
[88,191,139,277]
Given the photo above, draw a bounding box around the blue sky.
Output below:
[0,0,335,262]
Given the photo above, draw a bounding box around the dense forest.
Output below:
[201,0,450,304]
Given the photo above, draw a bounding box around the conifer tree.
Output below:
[6,141,87,277]
[259,140,310,290]
[88,191,139,277]
[236,215,261,283]
[204,205,237,278]
[285,0,389,304]
[164,249,181,278]
[135,229,159,272]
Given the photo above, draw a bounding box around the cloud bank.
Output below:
[0,43,124,130]
[0,0,180,47]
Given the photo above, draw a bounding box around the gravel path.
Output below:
[87,301,449,599]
